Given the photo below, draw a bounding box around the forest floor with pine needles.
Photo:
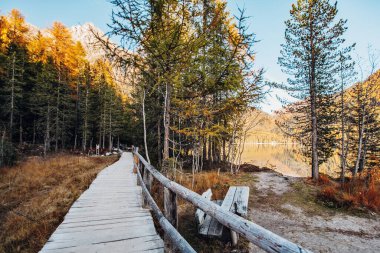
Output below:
[0,154,118,253]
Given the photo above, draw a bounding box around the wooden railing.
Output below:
[132,147,312,253]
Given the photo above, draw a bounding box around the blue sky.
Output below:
[2,0,380,113]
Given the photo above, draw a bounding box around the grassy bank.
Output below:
[0,154,117,253]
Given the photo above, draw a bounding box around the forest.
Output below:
[1,1,379,184]
[0,10,130,164]
[1,0,380,252]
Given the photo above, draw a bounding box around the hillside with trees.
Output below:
[0,10,131,166]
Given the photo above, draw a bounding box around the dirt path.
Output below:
[248,172,380,253]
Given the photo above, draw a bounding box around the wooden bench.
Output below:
[195,186,249,245]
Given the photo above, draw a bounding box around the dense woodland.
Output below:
[0,10,130,166]
[0,0,379,190]
[86,0,265,174]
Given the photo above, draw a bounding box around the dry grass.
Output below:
[176,171,231,200]
[317,171,380,212]
[0,154,117,253]
[150,170,232,211]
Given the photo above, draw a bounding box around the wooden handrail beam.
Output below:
[132,147,312,253]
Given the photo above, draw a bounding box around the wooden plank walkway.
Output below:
[40,152,164,253]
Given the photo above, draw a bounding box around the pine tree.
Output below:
[0,9,131,163]
[278,0,354,180]
[0,10,29,142]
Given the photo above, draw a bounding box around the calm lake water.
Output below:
[241,143,310,177]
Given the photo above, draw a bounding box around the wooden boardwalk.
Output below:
[40,152,164,253]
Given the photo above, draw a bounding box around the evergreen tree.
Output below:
[278,0,354,180]
[0,9,132,164]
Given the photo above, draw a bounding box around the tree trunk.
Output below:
[340,81,346,183]
[74,81,80,150]
[44,104,50,157]
[310,18,319,180]
[142,89,151,163]
[98,112,102,149]
[353,104,365,176]
[55,71,60,152]
[32,118,36,145]
[102,105,106,149]
[163,83,171,163]
[310,85,319,180]
[10,54,16,141]
[0,130,5,167]
[61,111,65,149]
[83,83,89,151]
[19,115,22,144]
[158,120,162,165]
[108,103,112,152]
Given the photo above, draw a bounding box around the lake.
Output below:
[241,143,310,177]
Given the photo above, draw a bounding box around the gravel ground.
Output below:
[248,172,380,253]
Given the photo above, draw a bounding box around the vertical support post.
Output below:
[142,166,148,207]
[133,146,140,184]
[164,187,177,252]
[231,231,238,246]
[136,161,141,186]
[164,187,177,227]
[147,169,153,192]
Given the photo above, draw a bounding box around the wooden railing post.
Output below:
[136,162,141,186]
[164,187,178,252]
[142,166,148,207]
[164,187,177,228]
[142,164,153,208]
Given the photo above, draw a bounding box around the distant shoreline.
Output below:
[244,142,300,145]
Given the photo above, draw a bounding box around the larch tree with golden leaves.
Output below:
[106,0,263,173]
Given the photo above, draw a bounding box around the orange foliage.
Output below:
[320,185,337,201]
[0,9,29,52]
[318,173,380,212]
[176,171,231,200]
[318,173,331,185]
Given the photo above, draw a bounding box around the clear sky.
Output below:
[2,0,380,113]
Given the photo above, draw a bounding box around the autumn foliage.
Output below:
[318,171,380,212]
[0,9,129,167]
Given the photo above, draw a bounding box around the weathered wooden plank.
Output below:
[195,188,212,226]
[204,187,237,238]
[232,186,249,216]
[41,235,164,253]
[63,209,149,220]
[56,216,154,232]
[47,223,158,244]
[62,213,150,224]
[198,199,222,236]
